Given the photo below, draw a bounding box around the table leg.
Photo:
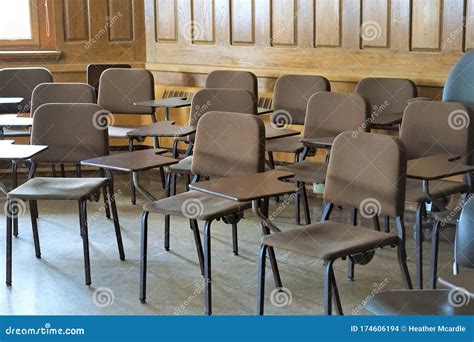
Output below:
[164,108,170,121]
[132,172,157,202]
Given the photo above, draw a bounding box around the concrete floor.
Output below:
[0,168,456,315]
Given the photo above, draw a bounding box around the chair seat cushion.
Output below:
[108,126,137,138]
[266,136,304,153]
[366,290,474,315]
[143,190,250,221]
[405,178,467,202]
[262,221,398,260]
[8,177,108,200]
[165,156,192,174]
[280,160,327,183]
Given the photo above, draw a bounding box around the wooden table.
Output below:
[264,123,300,140]
[302,136,336,149]
[407,154,474,289]
[0,97,24,105]
[82,149,178,202]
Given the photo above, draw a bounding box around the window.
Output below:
[0,0,39,46]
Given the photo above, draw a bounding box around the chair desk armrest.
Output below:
[190,170,295,202]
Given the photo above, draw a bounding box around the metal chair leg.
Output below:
[190,220,204,276]
[100,169,111,219]
[295,182,301,225]
[60,164,66,177]
[140,211,150,303]
[29,200,41,259]
[430,220,441,289]
[6,199,12,286]
[256,244,267,315]
[12,162,18,237]
[415,202,424,289]
[128,139,136,205]
[396,217,413,289]
[323,259,334,315]
[347,209,357,281]
[302,183,311,225]
[79,200,91,286]
[159,167,166,190]
[384,215,390,233]
[268,152,275,169]
[164,173,171,251]
[330,266,343,315]
[232,223,238,256]
[204,220,213,315]
[108,182,125,261]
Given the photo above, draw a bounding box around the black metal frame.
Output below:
[256,202,413,315]
[5,169,125,287]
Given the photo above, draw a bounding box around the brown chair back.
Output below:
[272,75,330,125]
[188,88,257,127]
[400,101,474,163]
[303,92,370,139]
[206,70,258,98]
[31,103,109,164]
[97,68,154,114]
[356,78,417,116]
[324,132,407,218]
[0,67,53,114]
[87,64,131,97]
[31,83,96,116]
[192,111,265,178]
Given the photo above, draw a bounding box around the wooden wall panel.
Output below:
[465,0,474,50]
[342,0,361,49]
[315,0,341,47]
[361,0,389,48]
[390,0,410,51]
[411,0,442,50]
[270,0,297,46]
[191,0,215,44]
[63,0,89,41]
[108,0,134,41]
[230,0,254,45]
[441,0,465,51]
[155,0,178,42]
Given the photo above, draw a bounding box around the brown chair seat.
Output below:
[165,156,192,174]
[8,177,108,200]
[143,190,250,221]
[405,178,467,202]
[262,221,398,260]
[366,290,474,315]
[265,135,304,153]
[280,160,327,183]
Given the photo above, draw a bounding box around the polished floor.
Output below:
[0,167,457,315]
